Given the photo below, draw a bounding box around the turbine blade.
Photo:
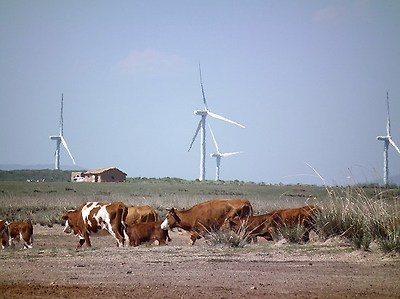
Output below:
[208,123,220,153]
[221,151,242,157]
[386,92,391,136]
[60,93,64,136]
[60,136,76,164]
[388,137,400,154]
[207,111,245,128]
[188,120,202,152]
[198,63,208,110]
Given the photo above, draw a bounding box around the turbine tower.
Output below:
[49,94,76,170]
[188,64,245,181]
[209,124,242,181]
[376,92,400,185]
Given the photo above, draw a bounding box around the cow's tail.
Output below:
[24,221,34,249]
[118,204,129,246]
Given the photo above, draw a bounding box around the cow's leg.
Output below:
[84,233,91,247]
[22,232,33,249]
[189,232,202,245]
[77,238,85,248]
[8,236,15,248]
[302,230,310,242]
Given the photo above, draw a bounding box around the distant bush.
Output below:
[0,170,73,182]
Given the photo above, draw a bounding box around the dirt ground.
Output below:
[0,225,400,299]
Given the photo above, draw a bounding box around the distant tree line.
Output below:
[0,170,73,182]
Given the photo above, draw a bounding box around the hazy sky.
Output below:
[1,1,399,185]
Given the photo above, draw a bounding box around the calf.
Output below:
[126,205,159,226]
[1,221,34,249]
[127,221,169,246]
[268,205,321,242]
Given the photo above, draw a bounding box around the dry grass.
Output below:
[1,180,399,252]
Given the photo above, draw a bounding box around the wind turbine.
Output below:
[209,124,242,181]
[376,92,400,185]
[188,64,245,181]
[49,94,76,170]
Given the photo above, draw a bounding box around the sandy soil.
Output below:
[0,225,400,299]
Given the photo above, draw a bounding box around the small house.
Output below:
[71,167,127,183]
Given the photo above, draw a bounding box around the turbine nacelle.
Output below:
[194,110,208,116]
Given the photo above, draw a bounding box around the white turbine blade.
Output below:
[188,120,202,152]
[60,136,76,165]
[198,63,209,110]
[208,124,220,153]
[386,92,391,136]
[221,151,242,157]
[60,93,64,136]
[388,137,400,154]
[207,111,245,128]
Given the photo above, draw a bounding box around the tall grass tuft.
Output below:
[272,223,308,244]
[315,183,399,252]
[204,220,254,248]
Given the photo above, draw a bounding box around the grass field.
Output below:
[1,178,399,252]
[0,179,328,223]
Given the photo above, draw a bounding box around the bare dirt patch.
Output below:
[0,225,400,298]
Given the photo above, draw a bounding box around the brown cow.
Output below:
[126,205,159,226]
[223,212,275,242]
[268,205,321,242]
[161,198,253,245]
[127,221,169,246]
[62,201,128,248]
[0,221,34,249]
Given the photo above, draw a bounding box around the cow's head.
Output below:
[62,210,78,234]
[161,208,181,230]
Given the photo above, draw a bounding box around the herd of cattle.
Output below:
[0,198,321,249]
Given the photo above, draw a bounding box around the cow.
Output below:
[62,201,128,248]
[0,221,34,249]
[268,205,321,242]
[126,205,159,226]
[126,221,169,246]
[161,198,253,245]
[223,212,275,242]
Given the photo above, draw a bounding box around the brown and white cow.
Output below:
[125,205,159,226]
[127,221,169,247]
[0,220,34,249]
[161,198,253,245]
[268,205,321,242]
[62,201,128,248]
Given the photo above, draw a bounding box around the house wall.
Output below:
[98,169,126,182]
